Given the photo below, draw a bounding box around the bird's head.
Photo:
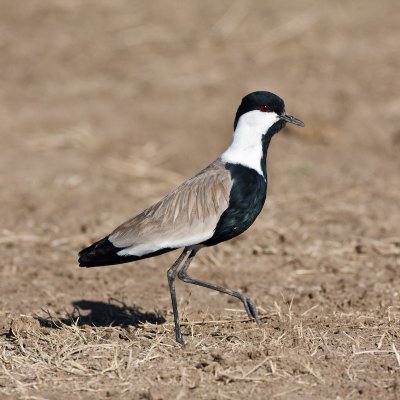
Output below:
[234,91,304,136]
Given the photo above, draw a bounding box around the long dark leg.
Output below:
[177,249,260,323]
[167,249,190,345]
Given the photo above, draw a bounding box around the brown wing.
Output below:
[109,159,232,256]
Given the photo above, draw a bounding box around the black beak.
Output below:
[280,113,304,127]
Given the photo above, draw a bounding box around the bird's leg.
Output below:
[167,249,190,345]
[177,249,260,324]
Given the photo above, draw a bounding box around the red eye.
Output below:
[260,105,269,112]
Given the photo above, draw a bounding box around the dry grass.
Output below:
[2,299,400,399]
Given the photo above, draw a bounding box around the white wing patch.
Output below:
[117,227,215,257]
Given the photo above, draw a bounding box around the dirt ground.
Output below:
[1,1,400,399]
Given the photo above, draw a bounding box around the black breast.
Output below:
[203,163,267,247]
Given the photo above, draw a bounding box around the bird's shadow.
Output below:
[35,298,166,329]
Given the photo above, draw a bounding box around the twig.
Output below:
[377,332,386,350]
[392,343,400,367]
[353,349,396,355]
[242,357,272,379]
[273,387,301,398]
[301,304,319,316]
[165,314,271,327]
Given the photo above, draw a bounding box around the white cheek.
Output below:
[240,110,279,129]
[260,111,280,127]
[220,110,279,176]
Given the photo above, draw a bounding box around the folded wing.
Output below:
[79,159,231,267]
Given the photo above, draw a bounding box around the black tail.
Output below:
[78,236,175,267]
[78,236,137,267]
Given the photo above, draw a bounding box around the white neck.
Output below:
[220,110,279,177]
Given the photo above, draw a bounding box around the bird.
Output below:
[79,91,304,345]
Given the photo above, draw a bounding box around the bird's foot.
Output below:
[240,293,260,324]
[175,333,186,347]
